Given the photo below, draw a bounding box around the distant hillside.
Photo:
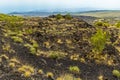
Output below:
[76,10,120,18]
[9,11,80,17]
[9,10,120,18]
[9,12,54,17]
[73,15,99,24]
[9,10,120,24]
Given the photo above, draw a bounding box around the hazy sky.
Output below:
[0,0,120,13]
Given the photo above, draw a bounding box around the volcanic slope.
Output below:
[0,14,120,80]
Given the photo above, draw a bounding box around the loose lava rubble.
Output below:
[0,14,120,80]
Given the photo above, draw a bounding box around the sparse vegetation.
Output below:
[70,54,79,61]
[0,13,119,80]
[0,54,9,60]
[0,14,23,31]
[57,74,82,80]
[10,58,20,64]
[11,36,23,43]
[115,21,120,28]
[46,72,54,78]
[24,43,38,54]
[98,75,104,80]
[31,40,39,48]
[2,43,11,51]
[18,65,34,77]
[57,39,63,44]
[48,51,67,59]
[38,69,44,74]
[9,62,15,68]
[94,21,110,27]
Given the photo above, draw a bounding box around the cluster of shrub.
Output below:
[94,19,120,28]
[49,13,72,20]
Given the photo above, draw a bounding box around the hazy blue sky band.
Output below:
[0,0,120,13]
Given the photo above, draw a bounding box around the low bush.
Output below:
[2,43,11,51]
[112,69,120,78]
[57,74,82,80]
[11,36,23,43]
[70,54,79,61]
[18,65,34,77]
[64,13,72,20]
[55,14,63,19]
[46,72,54,78]
[69,66,80,74]
[38,69,44,74]
[31,40,39,48]
[115,21,120,28]
[94,21,110,27]
[24,43,37,54]
[48,51,67,59]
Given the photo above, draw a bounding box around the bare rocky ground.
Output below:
[0,15,120,80]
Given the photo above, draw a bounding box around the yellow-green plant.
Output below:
[57,74,82,80]
[90,29,110,53]
[112,69,120,78]
[0,14,23,31]
[115,21,120,28]
[24,43,38,54]
[56,14,63,19]
[2,43,11,51]
[11,36,23,43]
[18,65,34,77]
[69,66,80,74]
[31,40,39,48]
[48,51,67,59]
[46,72,54,78]
[24,41,39,54]
[64,13,72,20]
[94,21,110,27]
[38,69,43,74]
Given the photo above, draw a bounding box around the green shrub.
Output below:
[69,66,80,73]
[94,21,103,26]
[7,30,23,37]
[48,51,67,59]
[64,13,72,20]
[94,21,110,27]
[24,43,37,54]
[115,21,120,28]
[30,47,36,54]
[24,43,32,48]
[112,70,120,78]
[57,74,82,80]
[25,29,34,34]
[90,29,110,53]
[103,22,110,27]
[55,14,63,19]
[11,36,23,43]
[32,41,39,48]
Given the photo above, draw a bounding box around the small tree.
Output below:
[90,29,110,53]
